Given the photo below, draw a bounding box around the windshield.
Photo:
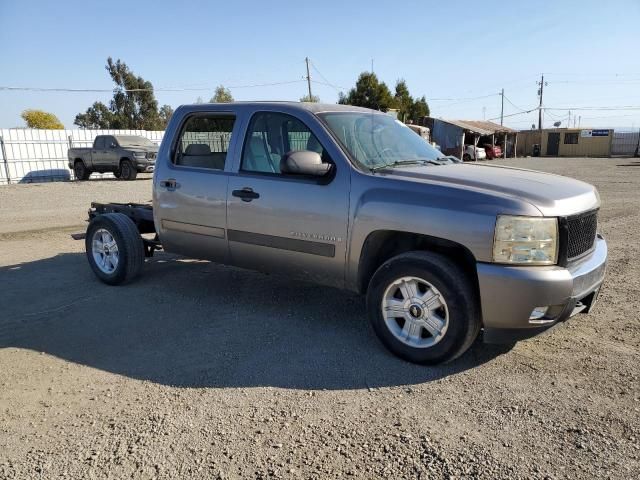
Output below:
[115,136,156,148]
[319,112,451,170]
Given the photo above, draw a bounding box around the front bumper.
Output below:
[477,234,607,343]
[134,159,155,172]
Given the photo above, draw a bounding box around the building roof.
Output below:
[435,118,517,135]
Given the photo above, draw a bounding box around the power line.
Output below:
[309,60,345,93]
[0,80,306,93]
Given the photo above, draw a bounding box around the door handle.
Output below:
[160,178,179,190]
[232,187,260,202]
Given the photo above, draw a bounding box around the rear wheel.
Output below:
[85,213,145,285]
[74,161,91,180]
[120,160,137,181]
[366,251,481,364]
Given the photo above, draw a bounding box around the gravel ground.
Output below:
[0,158,638,479]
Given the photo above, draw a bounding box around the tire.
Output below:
[462,154,471,162]
[366,251,481,365]
[74,161,91,180]
[113,169,122,179]
[85,213,145,285]
[120,159,138,181]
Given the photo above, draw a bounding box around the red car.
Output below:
[483,144,502,159]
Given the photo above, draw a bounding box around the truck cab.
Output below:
[84,102,607,365]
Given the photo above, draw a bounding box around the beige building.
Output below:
[517,128,613,157]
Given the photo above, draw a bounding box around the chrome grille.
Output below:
[567,210,598,259]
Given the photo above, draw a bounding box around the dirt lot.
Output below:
[1,159,638,479]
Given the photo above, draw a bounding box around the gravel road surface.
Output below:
[0,159,638,479]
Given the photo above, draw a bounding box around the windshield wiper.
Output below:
[370,159,441,172]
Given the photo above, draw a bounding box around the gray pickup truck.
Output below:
[82,102,607,364]
[68,135,158,180]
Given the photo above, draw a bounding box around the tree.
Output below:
[21,109,64,129]
[394,79,413,122]
[338,72,394,111]
[410,95,430,122]
[74,57,173,130]
[210,85,234,103]
[159,105,174,126]
[300,94,320,103]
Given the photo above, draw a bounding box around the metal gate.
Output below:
[611,130,640,156]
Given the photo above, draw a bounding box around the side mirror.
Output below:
[280,150,331,176]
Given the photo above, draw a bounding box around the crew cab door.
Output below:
[154,112,238,262]
[226,111,350,288]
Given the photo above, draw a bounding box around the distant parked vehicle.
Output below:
[483,144,502,160]
[68,135,159,181]
[463,144,486,161]
[406,124,431,142]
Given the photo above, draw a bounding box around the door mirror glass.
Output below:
[281,150,331,176]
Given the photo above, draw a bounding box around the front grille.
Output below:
[567,210,598,259]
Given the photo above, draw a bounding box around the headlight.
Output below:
[493,215,558,265]
[133,152,146,158]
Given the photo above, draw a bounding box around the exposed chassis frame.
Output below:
[88,202,161,257]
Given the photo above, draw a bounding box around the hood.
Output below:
[127,146,159,153]
[383,163,599,216]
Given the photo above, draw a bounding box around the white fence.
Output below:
[611,130,640,156]
[0,128,164,185]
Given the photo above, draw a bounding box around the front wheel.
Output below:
[86,213,145,285]
[462,153,471,162]
[120,160,138,181]
[366,251,481,364]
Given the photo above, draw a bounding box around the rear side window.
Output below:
[174,115,235,170]
[241,112,328,174]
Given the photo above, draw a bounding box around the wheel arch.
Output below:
[357,230,479,297]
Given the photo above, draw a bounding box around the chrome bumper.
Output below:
[477,235,607,341]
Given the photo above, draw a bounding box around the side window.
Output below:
[94,136,105,149]
[174,115,235,170]
[241,112,328,174]
[105,136,116,148]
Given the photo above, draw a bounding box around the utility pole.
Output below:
[537,74,546,130]
[305,57,312,100]
[568,110,571,128]
[500,88,504,126]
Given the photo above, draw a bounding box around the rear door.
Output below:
[154,112,238,262]
[226,110,350,288]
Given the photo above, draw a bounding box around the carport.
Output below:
[426,118,518,160]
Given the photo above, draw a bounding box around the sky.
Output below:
[1,0,640,130]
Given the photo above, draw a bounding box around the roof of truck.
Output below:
[179,101,378,115]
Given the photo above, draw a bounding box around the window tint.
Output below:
[174,115,235,170]
[241,112,328,174]
[105,136,117,148]
[94,136,105,149]
[564,132,579,144]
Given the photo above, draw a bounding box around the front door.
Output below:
[154,113,237,262]
[226,111,350,288]
[547,132,560,155]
